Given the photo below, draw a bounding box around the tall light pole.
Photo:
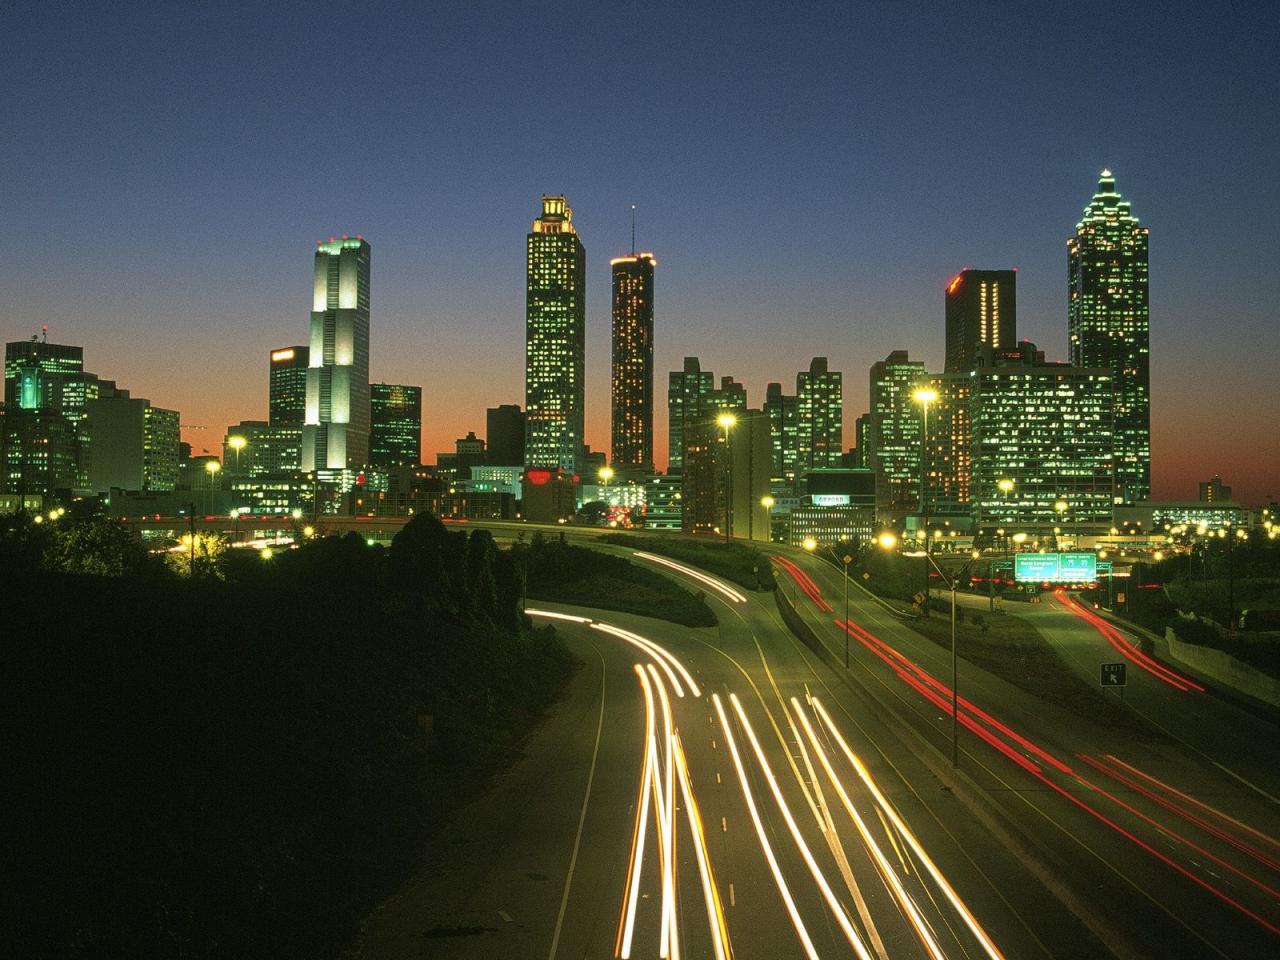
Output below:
[204,459,221,518]
[1054,498,1069,550]
[598,466,614,524]
[228,435,246,476]
[718,413,737,543]
[825,545,854,668]
[879,530,960,766]
[913,387,938,613]
[761,495,775,544]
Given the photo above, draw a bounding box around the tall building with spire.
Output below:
[303,236,370,472]
[610,251,655,473]
[526,196,586,473]
[1068,170,1150,502]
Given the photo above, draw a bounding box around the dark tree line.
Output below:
[0,513,572,959]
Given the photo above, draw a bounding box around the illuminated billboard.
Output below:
[1014,552,1097,584]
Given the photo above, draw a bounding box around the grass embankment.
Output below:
[602,533,769,591]
[516,534,715,627]
[2,513,573,959]
[853,548,1150,734]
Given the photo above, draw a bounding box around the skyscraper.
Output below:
[610,252,656,473]
[944,269,1016,373]
[269,345,309,426]
[86,395,180,493]
[667,357,713,472]
[868,350,926,520]
[796,357,842,472]
[485,404,526,466]
[969,342,1114,529]
[370,383,422,467]
[1069,169,1150,502]
[763,381,798,484]
[525,196,586,473]
[303,236,371,472]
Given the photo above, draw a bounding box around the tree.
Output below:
[44,517,151,577]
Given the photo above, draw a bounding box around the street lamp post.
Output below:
[761,495,775,544]
[718,414,737,543]
[826,546,853,668]
[228,435,246,476]
[1054,499,1069,550]
[204,459,221,517]
[598,466,614,524]
[913,387,938,615]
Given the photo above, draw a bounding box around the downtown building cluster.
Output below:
[4,173,1262,538]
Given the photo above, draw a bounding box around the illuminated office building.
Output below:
[667,357,713,472]
[526,196,586,472]
[868,350,926,520]
[486,404,526,466]
[269,345,309,426]
[610,252,656,472]
[370,382,422,467]
[924,371,971,515]
[87,395,180,493]
[303,235,371,472]
[944,269,1016,373]
[1068,170,1150,502]
[796,357,842,472]
[969,342,1114,530]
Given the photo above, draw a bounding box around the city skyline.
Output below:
[3,4,1277,503]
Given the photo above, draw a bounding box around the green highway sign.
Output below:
[1014,551,1098,584]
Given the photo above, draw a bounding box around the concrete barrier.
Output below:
[1164,627,1280,707]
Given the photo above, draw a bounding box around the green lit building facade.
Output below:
[526,196,586,473]
[370,382,422,467]
[304,236,371,472]
[610,253,656,473]
[1068,170,1150,502]
[969,342,1114,530]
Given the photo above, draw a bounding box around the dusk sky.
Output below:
[4,2,1278,502]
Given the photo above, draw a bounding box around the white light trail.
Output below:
[809,696,1007,960]
[618,665,657,959]
[648,665,680,960]
[594,622,701,698]
[712,693,820,960]
[633,551,748,603]
[673,731,732,960]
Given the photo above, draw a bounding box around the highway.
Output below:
[780,547,1280,960]
[359,546,1111,959]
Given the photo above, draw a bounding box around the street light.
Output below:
[761,495,775,543]
[913,387,938,613]
[802,536,817,552]
[228,435,246,475]
[204,459,221,517]
[825,545,854,667]
[1054,499,1069,549]
[718,413,737,543]
[879,530,961,766]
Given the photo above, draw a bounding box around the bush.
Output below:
[602,533,767,591]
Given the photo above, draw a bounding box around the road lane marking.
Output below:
[729,882,736,907]
[1213,760,1280,807]
[547,642,607,960]
[721,816,727,833]
[499,909,513,923]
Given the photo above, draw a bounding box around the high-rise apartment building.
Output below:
[1068,170,1150,502]
[944,270,1016,373]
[796,357,842,472]
[526,196,586,472]
[1199,475,1232,503]
[680,409,770,540]
[969,342,1114,530]
[485,404,526,466]
[667,357,713,472]
[269,345,309,426]
[868,351,927,520]
[853,412,873,470]
[370,383,422,467]
[303,236,371,472]
[610,252,655,473]
[763,382,799,484]
[924,372,971,515]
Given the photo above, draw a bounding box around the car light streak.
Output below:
[526,610,701,698]
[1055,589,1204,692]
[711,694,820,960]
[673,731,733,960]
[633,551,747,603]
[648,666,680,960]
[726,694,874,960]
[1102,754,1280,858]
[1075,754,1280,900]
[806,696,1008,960]
[617,666,658,959]
[838,618,1071,775]
[593,622,701,698]
[772,556,834,612]
[788,699,946,960]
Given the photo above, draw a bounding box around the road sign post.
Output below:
[1100,661,1127,702]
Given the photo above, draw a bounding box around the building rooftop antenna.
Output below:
[630,204,636,255]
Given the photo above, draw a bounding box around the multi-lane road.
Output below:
[357,543,1280,959]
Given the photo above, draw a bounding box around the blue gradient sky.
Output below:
[4,2,1278,501]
